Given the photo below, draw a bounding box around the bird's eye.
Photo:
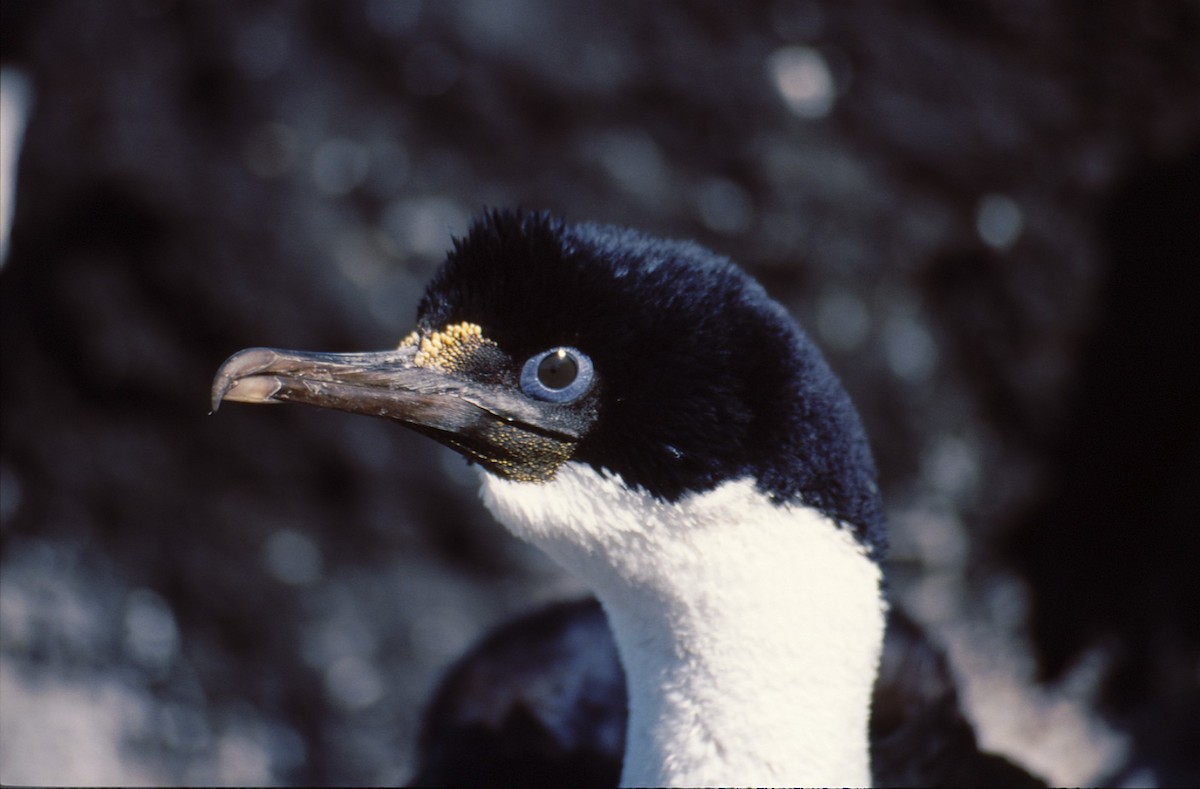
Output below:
[520,347,594,403]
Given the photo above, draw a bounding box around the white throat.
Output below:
[481,462,886,788]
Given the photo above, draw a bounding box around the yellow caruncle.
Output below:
[401,322,497,372]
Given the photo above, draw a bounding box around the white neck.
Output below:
[481,462,885,788]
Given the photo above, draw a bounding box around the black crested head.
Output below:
[419,209,885,555]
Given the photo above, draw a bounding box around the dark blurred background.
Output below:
[1,1,1197,784]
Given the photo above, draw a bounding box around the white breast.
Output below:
[481,462,886,787]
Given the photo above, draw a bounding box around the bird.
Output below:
[212,209,1042,787]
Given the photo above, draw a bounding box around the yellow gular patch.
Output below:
[399,322,498,372]
[480,422,575,482]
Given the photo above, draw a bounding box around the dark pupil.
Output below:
[538,351,578,390]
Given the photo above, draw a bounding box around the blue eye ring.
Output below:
[520,347,594,403]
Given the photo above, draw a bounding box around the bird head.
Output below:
[212,210,884,557]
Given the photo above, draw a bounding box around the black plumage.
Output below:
[415,599,1043,788]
